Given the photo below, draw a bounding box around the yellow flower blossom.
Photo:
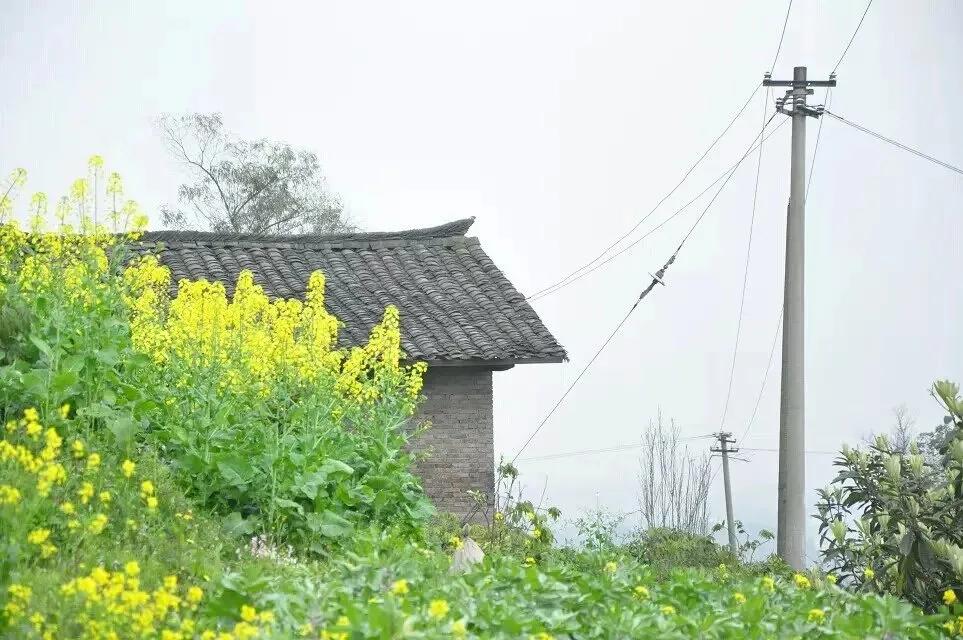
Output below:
[71,439,85,458]
[87,452,101,470]
[391,579,410,596]
[59,403,70,419]
[762,576,775,592]
[945,589,958,606]
[793,573,811,590]
[121,459,136,478]
[99,490,111,504]
[660,605,676,616]
[429,599,450,619]
[0,484,22,505]
[603,561,617,573]
[125,561,141,577]
[808,608,826,623]
[88,512,108,534]
[451,620,467,637]
[187,586,204,604]
[27,528,50,545]
[240,605,257,623]
[863,567,875,581]
[449,535,464,550]
[633,585,650,599]
[60,501,75,514]
[733,592,746,604]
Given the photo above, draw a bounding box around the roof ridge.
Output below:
[138,217,475,246]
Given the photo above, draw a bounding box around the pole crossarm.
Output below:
[765,72,836,119]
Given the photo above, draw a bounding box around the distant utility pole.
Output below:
[764,67,836,570]
[711,432,739,555]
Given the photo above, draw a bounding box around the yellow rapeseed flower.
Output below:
[793,573,811,590]
[140,480,155,495]
[945,589,958,606]
[23,407,39,423]
[86,452,101,470]
[99,490,111,504]
[121,459,136,478]
[603,561,617,573]
[164,575,178,590]
[146,496,159,510]
[863,567,875,581]
[60,501,75,515]
[391,579,409,596]
[27,528,50,545]
[660,605,676,616]
[762,576,775,592]
[808,608,825,623]
[240,605,257,623]
[633,585,650,599]
[449,535,464,550]
[733,592,746,604]
[0,485,22,505]
[451,620,467,638]
[88,513,108,534]
[428,599,450,619]
[71,439,85,458]
[187,586,204,604]
[59,403,70,419]
[124,561,140,577]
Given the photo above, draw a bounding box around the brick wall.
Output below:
[409,366,494,517]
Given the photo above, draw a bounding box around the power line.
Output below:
[737,310,783,446]
[805,88,832,198]
[513,114,784,463]
[523,84,762,301]
[769,0,793,72]
[825,110,963,176]
[519,434,715,463]
[740,447,836,455]
[676,113,777,249]
[510,293,650,464]
[719,88,771,430]
[832,0,874,74]
[527,117,790,303]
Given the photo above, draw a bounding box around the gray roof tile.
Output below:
[137,218,566,364]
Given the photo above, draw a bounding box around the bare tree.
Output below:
[862,404,916,455]
[638,412,712,534]
[157,113,350,235]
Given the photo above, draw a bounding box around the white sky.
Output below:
[3,1,962,555]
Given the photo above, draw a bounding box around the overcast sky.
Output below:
[3,1,961,555]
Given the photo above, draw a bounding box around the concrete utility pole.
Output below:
[711,432,739,555]
[763,67,836,570]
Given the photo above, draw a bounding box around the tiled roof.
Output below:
[137,218,566,365]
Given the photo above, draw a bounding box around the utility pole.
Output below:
[711,432,739,555]
[764,67,836,570]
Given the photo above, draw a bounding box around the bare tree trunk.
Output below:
[637,414,711,534]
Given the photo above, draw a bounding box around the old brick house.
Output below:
[141,218,566,516]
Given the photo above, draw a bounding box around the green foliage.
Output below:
[815,380,963,610]
[0,165,959,638]
[226,530,948,639]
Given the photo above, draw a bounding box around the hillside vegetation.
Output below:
[0,164,959,638]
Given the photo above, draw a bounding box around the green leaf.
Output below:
[107,415,140,445]
[309,510,353,538]
[216,456,256,487]
[221,512,255,536]
[29,334,53,360]
[50,369,79,394]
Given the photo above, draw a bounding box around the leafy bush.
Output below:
[124,256,432,550]
[815,380,963,610]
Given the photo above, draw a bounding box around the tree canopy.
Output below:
[158,113,350,235]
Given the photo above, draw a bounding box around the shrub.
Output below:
[815,380,963,610]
